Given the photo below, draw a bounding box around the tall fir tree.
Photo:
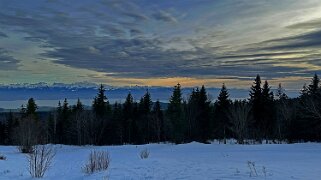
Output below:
[152,100,164,142]
[61,98,72,144]
[215,83,232,143]
[73,98,84,112]
[123,92,134,143]
[198,85,211,143]
[276,83,288,100]
[26,98,37,117]
[308,73,320,95]
[249,74,263,140]
[261,80,275,142]
[137,90,152,144]
[93,84,110,118]
[167,83,185,143]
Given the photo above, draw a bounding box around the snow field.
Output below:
[0,142,321,179]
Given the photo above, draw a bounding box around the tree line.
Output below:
[1,74,321,146]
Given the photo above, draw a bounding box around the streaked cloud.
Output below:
[0,48,20,70]
[0,32,8,38]
[0,0,321,89]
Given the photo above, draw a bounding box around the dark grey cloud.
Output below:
[0,31,8,38]
[0,0,320,85]
[152,10,177,23]
[0,49,20,70]
[258,29,321,51]
[122,12,149,21]
[39,33,306,80]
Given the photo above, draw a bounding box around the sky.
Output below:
[1,0,321,90]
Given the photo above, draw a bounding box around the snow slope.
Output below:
[0,142,320,179]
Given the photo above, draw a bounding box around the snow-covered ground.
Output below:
[0,142,320,179]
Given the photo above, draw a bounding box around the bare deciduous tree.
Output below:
[14,115,40,153]
[227,101,251,144]
[27,145,56,178]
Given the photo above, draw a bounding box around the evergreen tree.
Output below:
[61,98,71,144]
[198,85,211,143]
[93,84,110,118]
[4,111,18,144]
[299,74,321,141]
[250,74,262,102]
[152,100,164,142]
[214,83,232,143]
[276,83,288,100]
[261,80,275,142]
[300,84,309,97]
[167,83,184,143]
[26,98,37,116]
[92,84,111,145]
[110,102,123,144]
[186,88,199,141]
[123,92,134,143]
[137,90,152,144]
[262,80,273,102]
[57,101,62,114]
[55,101,62,144]
[308,73,320,95]
[249,74,263,140]
[73,98,84,112]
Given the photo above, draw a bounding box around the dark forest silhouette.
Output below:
[1,74,321,146]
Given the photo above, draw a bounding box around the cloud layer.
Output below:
[0,0,321,88]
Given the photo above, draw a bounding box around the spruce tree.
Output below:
[93,84,110,118]
[308,73,320,95]
[215,83,232,143]
[73,98,84,112]
[110,102,123,144]
[138,90,152,143]
[167,83,184,143]
[262,80,273,102]
[276,83,288,100]
[249,74,263,140]
[152,100,164,142]
[61,98,71,144]
[198,85,211,143]
[250,74,262,102]
[261,80,275,142]
[26,98,37,116]
[186,88,199,141]
[123,92,134,143]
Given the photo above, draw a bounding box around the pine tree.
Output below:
[308,73,320,95]
[55,101,62,144]
[299,74,321,141]
[167,83,184,143]
[137,90,152,144]
[111,102,123,144]
[261,80,275,142]
[262,80,273,102]
[250,74,262,102]
[215,83,232,143]
[198,85,211,143]
[73,98,84,112]
[123,92,134,143]
[93,84,110,118]
[300,83,308,97]
[61,98,71,144]
[152,100,164,142]
[276,83,288,100]
[26,98,37,116]
[249,74,263,140]
[186,88,199,141]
